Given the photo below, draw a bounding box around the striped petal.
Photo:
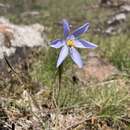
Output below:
[70,47,83,68]
[63,19,70,38]
[79,39,97,48]
[72,23,89,37]
[74,40,88,48]
[57,45,69,68]
[66,35,75,40]
[50,39,64,48]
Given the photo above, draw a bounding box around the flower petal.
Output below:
[74,40,87,48]
[50,39,64,48]
[79,39,97,48]
[57,45,69,68]
[72,23,89,37]
[66,35,75,40]
[63,19,70,38]
[70,47,83,68]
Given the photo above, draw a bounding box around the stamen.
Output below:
[67,40,75,47]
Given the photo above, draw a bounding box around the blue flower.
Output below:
[50,19,97,68]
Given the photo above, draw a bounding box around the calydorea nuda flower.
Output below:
[50,19,97,68]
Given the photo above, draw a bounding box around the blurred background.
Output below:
[0,0,130,130]
[0,0,129,71]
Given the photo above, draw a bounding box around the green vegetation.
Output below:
[85,84,130,122]
[0,0,130,129]
[86,33,130,72]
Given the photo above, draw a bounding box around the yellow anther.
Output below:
[67,40,75,47]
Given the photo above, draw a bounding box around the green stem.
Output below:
[51,69,58,108]
[51,63,64,108]
[56,63,64,105]
[58,63,63,90]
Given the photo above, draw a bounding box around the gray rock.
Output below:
[105,26,115,34]
[105,26,122,35]
[107,13,126,25]
[21,11,40,17]
[120,5,130,12]
[0,17,47,59]
[0,3,10,8]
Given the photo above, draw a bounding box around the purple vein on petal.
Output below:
[74,40,88,48]
[63,19,70,38]
[50,39,64,48]
[79,39,97,48]
[72,23,90,37]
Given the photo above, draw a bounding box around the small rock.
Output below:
[21,11,40,17]
[120,5,130,12]
[105,26,122,35]
[76,51,118,83]
[0,3,10,8]
[105,26,115,34]
[107,13,126,25]
[100,0,113,6]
